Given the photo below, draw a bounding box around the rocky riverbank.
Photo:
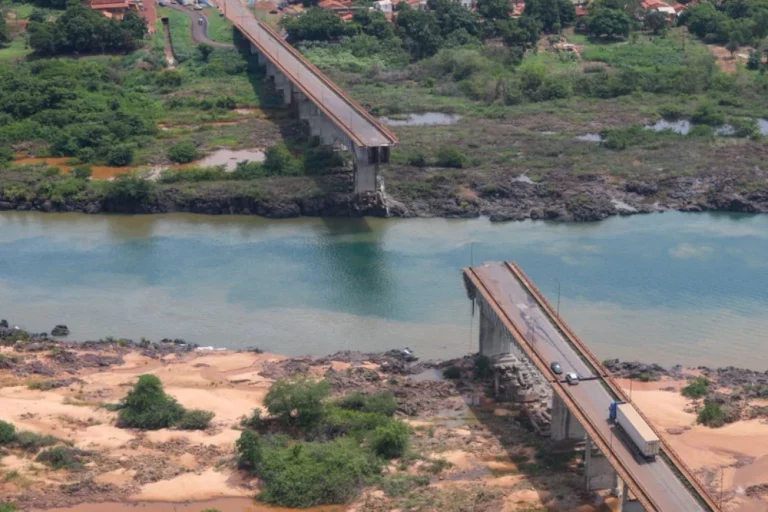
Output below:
[2,169,768,222]
[2,323,768,511]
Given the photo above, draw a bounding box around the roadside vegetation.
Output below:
[236,377,411,507]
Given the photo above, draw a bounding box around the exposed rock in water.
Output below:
[51,324,70,336]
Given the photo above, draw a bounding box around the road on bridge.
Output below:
[470,262,706,512]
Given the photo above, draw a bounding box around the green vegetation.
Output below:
[679,0,768,47]
[0,420,15,445]
[0,503,17,512]
[237,376,411,507]
[168,140,201,164]
[116,374,213,430]
[205,12,234,45]
[36,446,88,471]
[379,474,430,497]
[473,354,493,379]
[442,365,461,379]
[14,431,60,453]
[27,2,147,56]
[697,402,728,427]
[177,409,215,430]
[682,376,710,399]
[263,376,331,430]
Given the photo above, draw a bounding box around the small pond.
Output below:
[192,149,265,171]
[575,133,603,142]
[380,112,461,126]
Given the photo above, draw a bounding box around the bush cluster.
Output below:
[36,446,89,471]
[117,374,213,430]
[237,377,411,507]
[681,376,710,399]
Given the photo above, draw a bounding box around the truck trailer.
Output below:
[609,401,660,460]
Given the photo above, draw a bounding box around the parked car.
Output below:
[550,361,563,375]
[565,372,580,385]
[158,1,167,6]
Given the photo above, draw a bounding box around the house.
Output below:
[640,0,677,16]
[511,1,524,17]
[89,0,134,19]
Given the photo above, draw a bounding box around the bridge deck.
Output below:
[216,0,397,148]
[467,262,710,512]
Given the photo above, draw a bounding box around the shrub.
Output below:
[158,167,227,183]
[71,166,92,180]
[36,446,88,471]
[435,147,468,168]
[442,365,461,379]
[240,408,264,430]
[0,503,17,512]
[106,144,134,166]
[317,407,391,440]
[681,377,710,399]
[602,125,652,150]
[729,117,758,138]
[692,103,725,126]
[117,374,185,430]
[473,354,493,379]
[658,104,686,120]
[177,409,215,430]
[230,161,266,180]
[236,429,263,470]
[370,420,409,459]
[14,431,59,453]
[337,391,397,417]
[257,437,381,507]
[168,141,201,164]
[263,143,302,176]
[406,150,428,167]
[0,421,15,445]
[104,175,153,205]
[264,377,330,430]
[697,402,727,428]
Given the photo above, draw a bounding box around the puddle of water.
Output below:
[514,174,536,185]
[411,368,445,382]
[30,498,341,512]
[645,119,691,135]
[380,112,461,126]
[715,124,735,136]
[192,148,265,172]
[759,119,768,135]
[12,157,73,172]
[575,133,602,142]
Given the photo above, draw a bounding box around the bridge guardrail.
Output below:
[505,261,720,512]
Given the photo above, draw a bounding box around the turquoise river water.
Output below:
[1,211,767,369]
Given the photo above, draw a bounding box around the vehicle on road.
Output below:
[198,17,203,24]
[609,401,660,460]
[565,372,579,385]
[193,3,203,9]
[550,361,563,375]
[158,1,167,6]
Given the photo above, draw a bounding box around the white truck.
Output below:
[609,401,660,460]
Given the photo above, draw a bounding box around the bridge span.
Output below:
[214,0,397,193]
[463,262,720,512]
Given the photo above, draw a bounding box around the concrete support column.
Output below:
[621,483,646,512]
[585,436,619,493]
[551,393,586,441]
[478,302,509,357]
[265,61,276,80]
[353,145,377,193]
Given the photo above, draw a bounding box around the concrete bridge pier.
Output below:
[247,41,389,194]
[585,436,619,494]
[551,393,586,441]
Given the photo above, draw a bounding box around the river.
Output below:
[1,211,766,369]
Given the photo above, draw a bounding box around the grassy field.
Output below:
[155,6,196,55]
[0,38,32,63]
[205,9,234,44]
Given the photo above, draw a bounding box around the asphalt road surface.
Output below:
[165,2,234,49]
[473,262,705,512]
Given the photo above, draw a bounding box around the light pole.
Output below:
[554,278,561,317]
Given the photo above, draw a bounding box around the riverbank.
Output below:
[2,167,768,222]
[1,329,767,511]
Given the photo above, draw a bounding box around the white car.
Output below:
[193,4,203,9]
[565,372,580,385]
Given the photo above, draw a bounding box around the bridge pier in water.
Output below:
[248,42,385,194]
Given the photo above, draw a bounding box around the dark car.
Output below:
[550,361,563,375]
[565,372,580,385]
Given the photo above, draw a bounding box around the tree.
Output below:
[263,377,330,429]
[396,4,443,59]
[264,143,302,176]
[747,48,762,69]
[117,374,185,430]
[498,15,541,47]
[644,10,667,35]
[282,8,355,43]
[477,0,511,20]
[168,140,200,163]
[197,43,214,62]
[352,9,395,40]
[106,144,133,166]
[587,8,631,39]
[524,0,575,32]
[0,9,10,47]
[726,36,739,57]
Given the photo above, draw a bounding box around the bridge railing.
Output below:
[505,261,720,512]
